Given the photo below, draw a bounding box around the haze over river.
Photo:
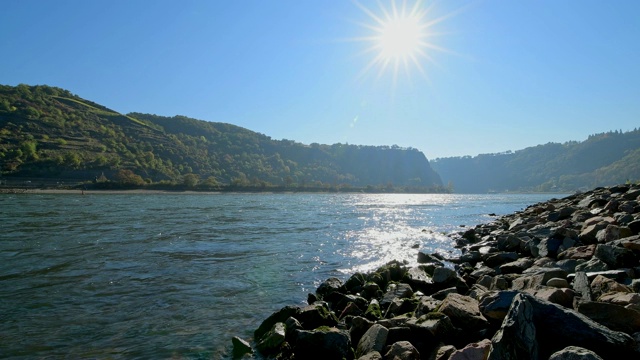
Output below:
[0,192,565,358]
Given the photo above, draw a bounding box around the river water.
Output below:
[0,192,565,359]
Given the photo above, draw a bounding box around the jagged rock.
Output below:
[488,293,538,360]
[497,234,522,251]
[527,287,574,308]
[294,327,352,360]
[417,252,445,265]
[380,283,414,308]
[439,293,489,332]
[346,272,367,293]
[522,293,636,359]
[548,346,604,360]
[537,238,563,258]
[478,290,519,323]
[590,275,631,299]
[484,251,519,267]
[365,299,383,320]
[256,322,286,355]
[404,266,434,292]
[499,257,534,274]
[296,302,338,330]
[621,235,640,250]
[231,336,253,358]
[255,305,300,340]
[572,271,593,302]
[628,219,640,235]
[558,244,596,260]
[449,339,491,360]
[317,277,344,299]
[406,312,456,340]
[432,266,457,285]
[430,344,456,360]
[358,351,382,360]
[555,259,582,273]
[356,324,389,358]
[596,225,621,243]
[576,301,640,334]
[349,316,374,349]
[284,316,303,340]
[383,341,420,360]
[594,244,636,268]
[575,258,609,273]
[598,292,640,306]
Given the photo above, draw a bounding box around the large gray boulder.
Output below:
[576,301,640,334]
[488,293,538,360]
[356,324,389,358]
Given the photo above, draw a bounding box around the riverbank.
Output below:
[240,184,640,359]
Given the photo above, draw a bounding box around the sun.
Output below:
[353,0,446,84]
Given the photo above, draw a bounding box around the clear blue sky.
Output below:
[1,0,638,159]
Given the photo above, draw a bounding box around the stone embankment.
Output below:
[234,184,640,360]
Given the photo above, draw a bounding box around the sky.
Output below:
[1,0,639,159]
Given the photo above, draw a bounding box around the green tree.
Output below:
[183,173,200,187]
[114,169,145,186]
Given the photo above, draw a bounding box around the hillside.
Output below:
[0,84,444,191]
[431,130,640,193]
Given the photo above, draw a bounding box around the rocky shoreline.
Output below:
[234,184,640,360]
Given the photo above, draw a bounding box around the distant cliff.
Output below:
[431,130,640,193]
[0,84,443,191]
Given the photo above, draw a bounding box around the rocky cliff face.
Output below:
[239,184,640,359]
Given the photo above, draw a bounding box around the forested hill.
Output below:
[0,84,444,191]
[431,129,640,193]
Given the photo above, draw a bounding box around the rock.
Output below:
[432,266,457,285]
[349,316,374,348]
[254,305,299,340]
[317,277,344,299]
[430,344,456,360]
[404,266,434,292]
[418,251,445,265]
[523,293,636,359]
[356,324,389,358]
[358,351,383,360]
[488,293,538,360]
[296,302,338,330]
[572,271,593,302]
[547,277,570,288]
[439,293,489,333]
[590,275,631,299]
[406,312,456,339]
[449,339,492,360]
[294,327,352,360]
[537,238,563,258]
[598,292,640,306]
[558,245,596,260]
[527,287,574,308]
[484,252,519,267]
[231,336,253,358]
[365,299,383,320]
[628,219,640,235]
[383,341,420,360]
[499,257,534,274]
[256,322,286,355]
[576,300,640,334]
[478,290,519,323]
[380,283,414,308]
[548,346,604,360]
[575,258,609,273]
[594,244,637,268]
[596,225,621,243]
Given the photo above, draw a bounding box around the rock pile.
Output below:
[236,184,640,359]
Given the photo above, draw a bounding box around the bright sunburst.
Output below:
[354,0,446,84]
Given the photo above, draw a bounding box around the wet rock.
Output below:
[231,336,253,358]
[254,305,300,340]
[317,277,344,299]
[256,322,286,355]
